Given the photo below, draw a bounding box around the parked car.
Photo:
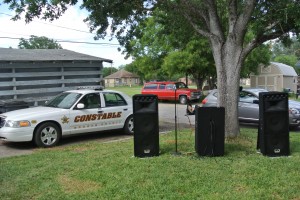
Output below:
[202,88,300,127]
[141,81,201,104]
[0,86,134,147]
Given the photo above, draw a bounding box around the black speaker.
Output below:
[195,106,225,156]
[133,94,159,157]
[258,92,290,156]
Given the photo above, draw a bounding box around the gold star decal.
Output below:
[61,116,69,124]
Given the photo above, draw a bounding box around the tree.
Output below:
[5,0,300,138]
[18,35,62,49]
[271,37,300,59]
[102,67,118,78]
[162,39,216,90]
[274,55,298,67]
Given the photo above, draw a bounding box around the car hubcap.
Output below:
[128,118,134,133]
[180,97,186,104]
[41,126,58,145]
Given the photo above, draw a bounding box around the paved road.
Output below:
[0,102,195,158]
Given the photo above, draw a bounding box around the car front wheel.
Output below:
[124,115,134,135]
[33,122,61,148]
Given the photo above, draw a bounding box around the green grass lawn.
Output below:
[1,128,300,199]
[106,86,142,97]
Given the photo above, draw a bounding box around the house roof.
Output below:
[104,69,139,79]
[0,48,112,63]
[271,62,297,76]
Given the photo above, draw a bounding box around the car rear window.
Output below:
[144,84,158,89]
[104,92,127,107]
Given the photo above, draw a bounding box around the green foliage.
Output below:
[242,44,272,77]
[271,37,300,59]
[274,55,298,67]
[18,35,62,49]
[1,128,300,199]
[102,67,118,78]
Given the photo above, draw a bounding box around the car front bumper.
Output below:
[289,117,300,127]
[0,127,34,142]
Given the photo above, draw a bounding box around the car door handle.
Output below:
[98,110,103,113]
[123,108,128,111]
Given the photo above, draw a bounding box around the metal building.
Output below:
[0,48,112,106]
[250,62,298,93]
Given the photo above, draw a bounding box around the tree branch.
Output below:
[228,0,237,33]
[234,0,256,43]
[204,0,225,42]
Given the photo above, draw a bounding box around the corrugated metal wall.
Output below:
[0,60,103,106]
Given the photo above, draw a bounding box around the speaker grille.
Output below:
[195,107,225,156]
[258,92,290,156]
[133,94,159,157]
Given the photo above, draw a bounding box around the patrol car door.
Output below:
[100,92,131,131]
[69,92,103,134]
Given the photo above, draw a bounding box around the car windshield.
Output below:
[175,82,188,89]
[44,92,82,109]
[246,89,268,97]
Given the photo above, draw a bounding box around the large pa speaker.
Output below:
[195,106,225,156]
[258,92,290,156]
[133,94,159,157]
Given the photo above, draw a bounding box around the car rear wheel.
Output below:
[33,122,61,148]
[179,96,187,104]
[124,115,134,135]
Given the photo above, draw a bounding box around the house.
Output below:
[250,62,298,93]
[178,77,194,86]
[104,69,140,87]
[0,48,112,106]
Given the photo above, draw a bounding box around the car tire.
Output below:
[179,96,187,104]
[33,122,61,148]
[124,115,134,135]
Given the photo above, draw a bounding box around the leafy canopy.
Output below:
[18,35,62,49]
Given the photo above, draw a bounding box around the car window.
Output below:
[175,82,188,89]
[144,84,158,89]
[104,92,127,107]
[239,91,258,103]
[159,84,166,89]
[78,93,101,109]
[45,92,82,109]
[166,84,174,90]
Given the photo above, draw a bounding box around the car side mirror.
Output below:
[76,103,85,109]
[253,100,259,104]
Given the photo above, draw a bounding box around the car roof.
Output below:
[242,88,268,96]
[208,88,268,95]
[65,89,125,95]
[144,81,183,84]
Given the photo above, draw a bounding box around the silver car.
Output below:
[202,88,300,128]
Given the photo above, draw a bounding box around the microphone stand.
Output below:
[173,87,180,155]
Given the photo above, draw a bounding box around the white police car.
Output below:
[0,86,134,147]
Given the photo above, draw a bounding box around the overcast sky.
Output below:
[0,2,132,68]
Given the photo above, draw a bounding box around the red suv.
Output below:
[141,81,201,104]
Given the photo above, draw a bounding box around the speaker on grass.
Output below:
[258,92,290,156]
[133,94,159,157]
[195,106,225,156]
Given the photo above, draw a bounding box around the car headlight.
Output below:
[289,108,300,115]
[5,120,31,128]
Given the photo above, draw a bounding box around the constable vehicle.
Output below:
[0,86,134,147]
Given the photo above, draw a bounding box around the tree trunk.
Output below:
[210,39,243,138]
